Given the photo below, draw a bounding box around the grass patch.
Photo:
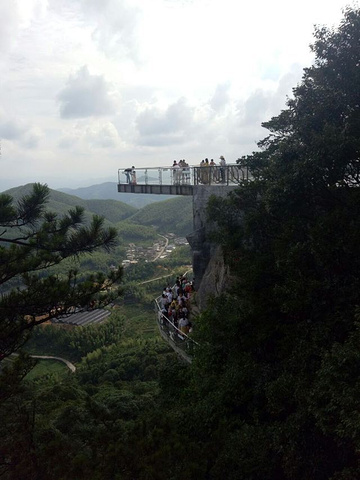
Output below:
[117,303,159,340]
[25,359,69,380]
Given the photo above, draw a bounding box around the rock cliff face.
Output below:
[187,185,236,311]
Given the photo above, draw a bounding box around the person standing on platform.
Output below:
[123,167,132,183]
[219,155,226,183]
[203,158,210,184]
[131,166,137,185]
[210,158,216,183]
[172,160,181,184]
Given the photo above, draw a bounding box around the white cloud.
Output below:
[49,0,141,61]
[0,119,27,141]
[0,3,21,54]
[0,0,350,190]
[0,115,42,150]
[58,120,121,150]
[85,121,120,148]
[0,1,48,55]
[135,97,194,145]
[58,66,117,118]
[20,127,42,149]
[210,83,231,113]
[89,0,140,60]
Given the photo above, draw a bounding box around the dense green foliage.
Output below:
[85,199,137,223]
[115,221,159,243]
[2,185,192,282]
[0,340,195,480]
[187,8,360,478]
[162,244,192,267]
[25,313,124,361]
[0,183,122,358]
[2,9,360,480]
[128,196,192,235]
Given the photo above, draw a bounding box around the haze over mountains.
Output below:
[58,182,174,209]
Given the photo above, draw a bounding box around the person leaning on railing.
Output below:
[123,167,132,184]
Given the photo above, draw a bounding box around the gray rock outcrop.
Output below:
[187,185,236,311]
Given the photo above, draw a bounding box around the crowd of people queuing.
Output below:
[159,274,194,336]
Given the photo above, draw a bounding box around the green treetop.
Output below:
[194,7,360,478]
[0,183,122,359]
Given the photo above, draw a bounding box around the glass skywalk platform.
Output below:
[118,164,250,195]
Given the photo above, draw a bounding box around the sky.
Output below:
[0,0,353,190]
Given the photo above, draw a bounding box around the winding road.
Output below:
[152,234,169,261]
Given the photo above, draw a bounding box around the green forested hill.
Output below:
[115,221,159,243]
[126,196,192,235]
[6,184,87,211]
[2,184,192,278]
[4,184,137,224]
[4,184,191,236]
[83,199,137,223]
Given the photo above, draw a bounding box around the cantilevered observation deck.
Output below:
[117,164,250,361]
[117,164,250,196]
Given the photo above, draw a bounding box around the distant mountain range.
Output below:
[58,182,174,209]
[4,183,193,237]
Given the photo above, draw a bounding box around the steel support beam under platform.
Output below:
[118,183,194,195]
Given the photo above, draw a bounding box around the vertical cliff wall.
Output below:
[187,185,236,311]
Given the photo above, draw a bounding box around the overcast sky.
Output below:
[0,0,352,190]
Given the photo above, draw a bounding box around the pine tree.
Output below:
[0,183,122,359]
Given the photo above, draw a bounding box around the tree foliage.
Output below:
[127,195,192,235]
[3,8,360,480]
[25,313,124,361]
[191,7,360,478]
[0,183,122,358]
[0,339,201,480]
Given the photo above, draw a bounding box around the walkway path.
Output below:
[154,270,196,364]
[11,353,76,373]
[30,355,76,373]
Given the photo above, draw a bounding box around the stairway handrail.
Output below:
[154,273,199,362]
[154,295,199,347]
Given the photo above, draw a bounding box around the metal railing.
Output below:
[154,294,198,364]
[118,164,250,187]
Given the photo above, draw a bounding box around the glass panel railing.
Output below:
[118,165,250,187]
